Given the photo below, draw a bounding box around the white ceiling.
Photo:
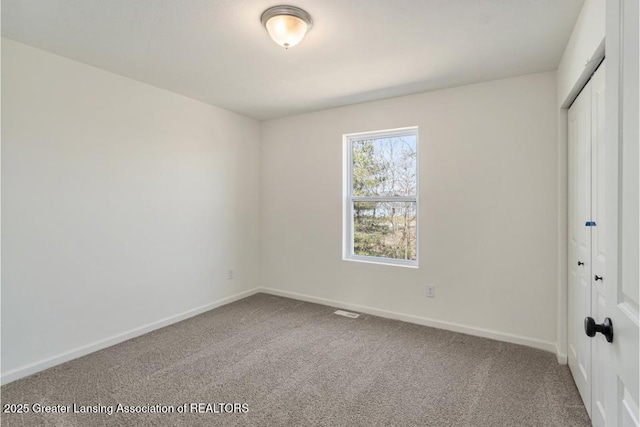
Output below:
[2,0,584,120]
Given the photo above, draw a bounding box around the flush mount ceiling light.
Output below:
[261,5,313,49]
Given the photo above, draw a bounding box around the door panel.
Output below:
[591,290,608,425]
[590,63,607,427]
[604,1,639,425]
[567,78,592,414]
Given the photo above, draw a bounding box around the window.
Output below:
[343,127,418,267]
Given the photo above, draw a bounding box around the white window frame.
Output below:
[342,126,419,268]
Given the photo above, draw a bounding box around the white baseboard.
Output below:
[1,287,261,385]
[258,287,561,358]
[2,285,565,385]
[555,344,568,365]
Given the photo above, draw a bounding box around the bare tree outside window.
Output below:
[345,129,418,265]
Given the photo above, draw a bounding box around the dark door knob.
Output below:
[595,275,603,281]
[584,316,614,342]
[578,261,584,266]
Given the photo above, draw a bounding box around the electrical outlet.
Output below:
[227,269,234,280]
[426,285,435,298]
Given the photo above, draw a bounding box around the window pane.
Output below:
[352,135,417,197]
[353,201,417,260]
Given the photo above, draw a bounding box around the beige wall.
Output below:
[260,72,559,351]
[557,0,606,107]
[2,39,564,380]
[1,39,261,377]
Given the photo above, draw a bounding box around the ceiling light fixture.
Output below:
[261,5,313,49]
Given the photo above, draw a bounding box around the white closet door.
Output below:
[603,1,639,425]
[568,77,593,415]
[590,63,608,427]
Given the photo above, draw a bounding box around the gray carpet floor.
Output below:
[1,293,590,427]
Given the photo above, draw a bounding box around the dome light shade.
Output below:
[261,5,313,49]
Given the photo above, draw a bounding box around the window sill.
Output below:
[343,255,418,269]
